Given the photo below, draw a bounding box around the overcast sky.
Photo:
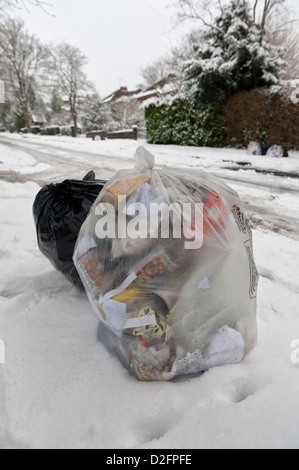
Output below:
[14,0,188,97]
[12,0,299,98]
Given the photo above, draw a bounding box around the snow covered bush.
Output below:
[145,98,215,146]
[80,93,103,132]
[43,126,60,136]
[183,0,285,109]
[60,125,82,137]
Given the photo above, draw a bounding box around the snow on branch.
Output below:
[173,0,289,30]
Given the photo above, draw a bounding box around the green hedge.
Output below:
[145,98,215,147]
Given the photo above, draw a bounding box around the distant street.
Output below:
[0,135,132,184]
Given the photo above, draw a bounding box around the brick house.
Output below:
[101,75,178,136]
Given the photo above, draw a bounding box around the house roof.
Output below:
[133,90,161,102]
[103,74,179,106]
[145,74,178,92]
[103,86,142,103]
[32,113,47,124]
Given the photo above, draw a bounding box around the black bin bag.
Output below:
[33,173,106,288]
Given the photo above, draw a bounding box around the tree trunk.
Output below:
[260,0,270,46]
[253,0,258,23]
[69,91,78,137]
[70,99,78,137]
[72,109,78,137]
[24,106,31,133]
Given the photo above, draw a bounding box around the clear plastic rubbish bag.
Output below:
[266,145,284,158]
[247,141,262,156]
[74,147,259,381]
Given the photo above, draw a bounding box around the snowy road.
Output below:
[0,135,133,184]
[1,134,299,240]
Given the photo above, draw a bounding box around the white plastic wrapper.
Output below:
[74,147,258,381]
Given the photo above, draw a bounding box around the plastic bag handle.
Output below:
[133,146,155,172]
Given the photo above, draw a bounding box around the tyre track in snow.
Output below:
[1,136,299,240]
[0,136,133,184]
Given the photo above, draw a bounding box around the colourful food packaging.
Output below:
[136,249,179,285]
[77,248,105,295]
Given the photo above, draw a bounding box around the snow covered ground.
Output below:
[0,142,50,175]
[0,134,299,449]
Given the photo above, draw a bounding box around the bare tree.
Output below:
[0,17,50,131]
[141,58,171,88]
[173,0,222,31]
[267,14,299,79]
[173,0,288,43]
[259,0,287,44]
[52,43,90,137]
[0,0,52,14]
[141,30,202,90]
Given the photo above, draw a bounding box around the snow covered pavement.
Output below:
[0,135,299,449]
